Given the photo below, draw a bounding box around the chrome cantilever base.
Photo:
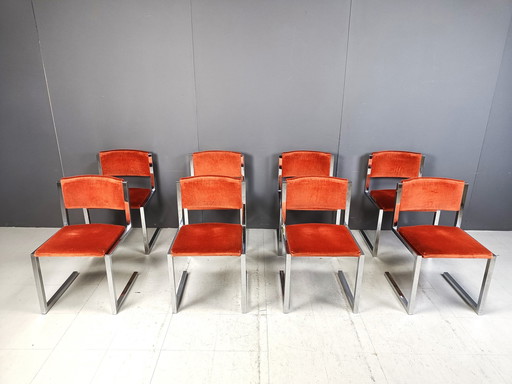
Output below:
[104,255,139,314]
[140,206,161,254]
[360,207,385,257]
[168,268,189,314]
[385,255,497,315]
[360,229,376,256]
[360,219,384,258]
[142,226,161,255]
[280,254,365,314]
[167,254,247,314]
[276,228,283,256]
[31,254,138,315]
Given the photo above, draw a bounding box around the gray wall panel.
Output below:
[32,0,198,227]
[2,0,512,230]
[192,0,350,227]
[337,0,512,229]
[0,0,63,226]
[466,17,512,230]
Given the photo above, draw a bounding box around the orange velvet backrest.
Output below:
[398,177,466,212]
[99,150,151,177]
[60,175,126,210]
[284,176,348,220]
[281,151,332,178]
[180,176,243,210]
[192,151,243,178]
[369,151,423,178]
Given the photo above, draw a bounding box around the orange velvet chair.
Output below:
[280,176,365,313]
[168,176,247,313]
[277,151,334,254]
[361,150,424,257]
[386,177,496,314]
[98,149,161,254]
[190,150,245,178]
[31,175,138,314]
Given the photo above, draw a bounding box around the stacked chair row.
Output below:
[30,150,496,317]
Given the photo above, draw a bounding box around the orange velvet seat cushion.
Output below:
[285,224,361,257]
[171,223,243,256]
[34,224,125,257]
[129,188,151,208]
[369,189,396,211]
[398,226,493,259]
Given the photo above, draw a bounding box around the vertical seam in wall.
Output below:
[31,0,65,177]
[467,12,512,219]
[189,0,203,223]
[335,0,353,177]
[190,0,200,151]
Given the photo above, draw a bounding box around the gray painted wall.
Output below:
[192,0,350,227]
[1,0,511,229]
[338,0,512,229]
[465,16,512,229]
[31,0,198,228]
[0,0,63,226]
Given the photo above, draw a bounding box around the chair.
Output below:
[385,177,496,315]
[168,176,247,313]
[190,150,244,178]
[360,150,424,257]
[31,175,138,314]
[277,151,334,254]
[279,176,365,313]
[98,149,161,254]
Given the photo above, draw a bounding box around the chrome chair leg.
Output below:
[31,254,136,315]
[373,209,384,256]
[337,254,365,313]
[387,254,496,315]
[277,194,283,256]
[277,190,285,256]
[167,254,188,314]
[241,253,247,313]
[385,255,422,315]
[31,255,79,315]
[279,253,292,313]
[167,254,177,313]
[277,227,282,256]
[139,206,161,255]
[360,209,384,257]
[442,255,497,315]
[104,255,138,315]
[105,255,118,314]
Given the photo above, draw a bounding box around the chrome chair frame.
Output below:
[277,152,335,255]
[167,179,247,313]
[189,151,245,178]
[385,182,497,315]
[279,179,365,313]
[31,179,138,315]
[360,153,425,257]
[98,151,161,254]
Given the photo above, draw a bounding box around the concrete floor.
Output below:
[0,227,511,383]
